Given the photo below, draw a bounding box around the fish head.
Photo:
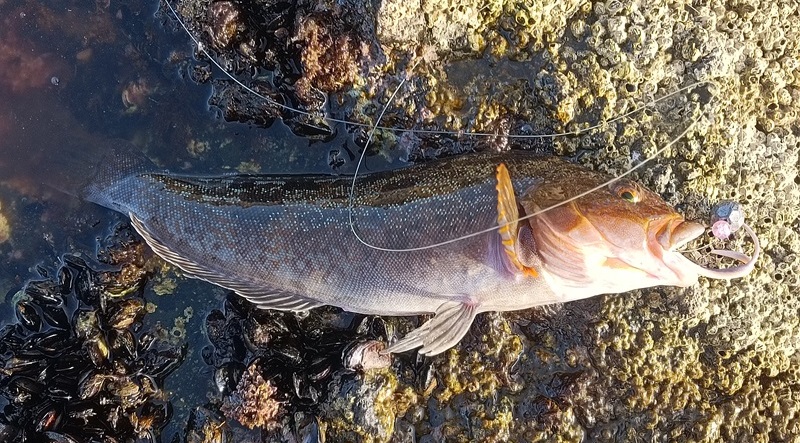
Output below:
[518,171,720,296]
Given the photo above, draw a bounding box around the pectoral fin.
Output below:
[384,300,478,356]
[495,163,538,278]
[129,213,322,311]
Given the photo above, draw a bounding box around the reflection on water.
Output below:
[0,0,339,298]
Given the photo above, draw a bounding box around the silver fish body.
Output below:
[82,150,758,355]
[85,152,563,315]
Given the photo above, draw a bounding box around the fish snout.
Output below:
[657,219,705,251]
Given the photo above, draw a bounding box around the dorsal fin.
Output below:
[495,163,538,278]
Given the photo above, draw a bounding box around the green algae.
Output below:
[321,370,403,442]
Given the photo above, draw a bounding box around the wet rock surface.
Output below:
[199,295,393,440]
[0,0,798,441]
[167,0,800,441]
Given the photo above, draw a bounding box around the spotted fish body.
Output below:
[83,150,757,355]
[84,152,562,314]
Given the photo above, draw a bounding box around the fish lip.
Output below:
[644,218,706,286]
[657,219,706,251]
[656,219,760,283]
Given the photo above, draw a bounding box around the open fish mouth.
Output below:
[670,223,761,280]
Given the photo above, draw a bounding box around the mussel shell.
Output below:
[141,342,187,381]
[35,407,63,432]
[111,375,142,402]
[26,330,72,357]
[185,406,229,443]
[293,372,321,403]
[79,372,107,399]
[1,251,188,442]
[73,310,99,340]
[307,358,332,382]
[205,309,230,348]
[56,264,73,291]
[137,331,157,353]
[85,337,109,367]
[2,356,46,376]
[43,431,80,443]
[3,375,45,402]
[15,301,42,332]
[342,340,391,371]
[294,415,323,443]
[24,282,62,307]
[49,354,86,374]
[40,304,70,331]
[0,423,20,441]
[214,361,245,396]
[106,298,145,330]
[108,329,137,361]
[139,399,172,430]
[46,374,77,401]
[0,323,17,343]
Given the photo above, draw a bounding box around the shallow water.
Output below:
[0,0,320,439]
[0,0,318,288]
[0,0,412,439]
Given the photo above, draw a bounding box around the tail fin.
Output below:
[78,145,156,209]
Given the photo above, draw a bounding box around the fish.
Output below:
[81,149,759,356]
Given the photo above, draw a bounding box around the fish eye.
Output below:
[616,185,640,203]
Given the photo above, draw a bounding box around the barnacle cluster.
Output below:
[242,0,799,440]
[3,0,792,439]
[207,1,241,50]
[293,14,365,102]
[0,238,186,441]
[175,0,379,135]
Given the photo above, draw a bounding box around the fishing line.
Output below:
[163,0,704,252]
[348,114,699,252]
[347,60,420,245]
[162,0,706,139]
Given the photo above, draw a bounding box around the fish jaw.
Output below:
[525,193,762,300]
[523,203,707,298]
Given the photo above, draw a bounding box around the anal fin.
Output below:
[129,213,322,312]
[495,163,538,278]
[385,300,478,356]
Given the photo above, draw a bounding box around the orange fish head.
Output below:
[517,173,751,296]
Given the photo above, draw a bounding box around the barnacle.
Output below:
[1,0,799,440]
[207,1,241,50]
